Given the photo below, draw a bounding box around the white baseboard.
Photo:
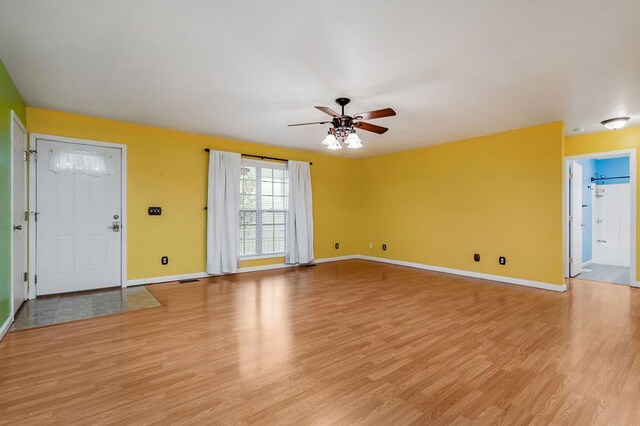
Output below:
[236,262,292,273]
[0,314,13,342]
[356,255,567,292]
[126,272,211,287]
[125,254,565,293]
[126,255,358,287]
[314,255,358,264]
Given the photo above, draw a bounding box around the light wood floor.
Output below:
[1,260,640,425]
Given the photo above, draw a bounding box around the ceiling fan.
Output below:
[288,98,396,150]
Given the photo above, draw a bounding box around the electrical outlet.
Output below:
[335,242,340,249]
[382,244,387,251]
[148,207,162,216]
[499,256,506,265]
[161,256,169,265]
[369,242,373,249]
[474,253,480,262]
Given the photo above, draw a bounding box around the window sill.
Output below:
[239,253,285,261]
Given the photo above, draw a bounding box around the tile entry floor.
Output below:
[575,263,630,285]
[10,286,161,331]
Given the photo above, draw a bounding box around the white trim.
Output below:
[356,255,567,292]
[9,110,27,322]
[0,314,13,342]
[314,255,358,263]
[126,255,359,286]
[582,260,593,268]
[237,263,293,274]
[27,135,36,299]
[28,133,128,297]
[125,255,566,292]
[239,253,285,261]
[563,149,637,287]
[127,272,211,287]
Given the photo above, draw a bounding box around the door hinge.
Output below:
[569,257,573,263]
[27,149,37,160]
[569,172,574,179]
[34,274,37,284]
[568,215,572,222]
[23,151,27,161]
[24,272,28,282]
[25,211,39,222]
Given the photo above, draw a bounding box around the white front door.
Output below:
[570,161,583,277]
[11,113,27,313]
[36,139,123,295]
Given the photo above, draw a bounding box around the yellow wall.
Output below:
[565,125,640,278]
[27,106,566,286]
[27,107,359,280]
[565,126,640,156]
[355,122,565,285]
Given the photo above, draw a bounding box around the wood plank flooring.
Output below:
[1,259,640,424]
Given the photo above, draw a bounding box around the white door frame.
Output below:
[569,161,583,277]
[27,133,128,299]
[10,111,27,316]
[563,148,637,287]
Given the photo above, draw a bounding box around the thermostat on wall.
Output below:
[148,207,162,215]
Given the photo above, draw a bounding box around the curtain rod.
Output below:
[591,175,629,182]
[204,148,312,165]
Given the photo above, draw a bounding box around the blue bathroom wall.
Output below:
[594,157,630,185]
[577,159,595,262]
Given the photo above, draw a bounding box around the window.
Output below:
[239,160,288,258]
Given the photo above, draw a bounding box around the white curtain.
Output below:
[207,150,241,275]
[286,161,314,264]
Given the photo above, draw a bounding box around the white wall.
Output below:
[592,183,630,266]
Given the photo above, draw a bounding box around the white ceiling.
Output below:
[1,1,639,158]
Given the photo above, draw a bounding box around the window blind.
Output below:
[239,160,288,257]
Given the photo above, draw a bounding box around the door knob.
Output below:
[13,225,22,231]
[108,222,121,232]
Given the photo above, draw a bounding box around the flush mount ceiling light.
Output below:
[601,116,630,130]
[288,98,396,150]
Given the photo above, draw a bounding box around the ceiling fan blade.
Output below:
[288,121,330,127]
[354,121,389,134]
[354,108,396,120]
[315,106,340,117]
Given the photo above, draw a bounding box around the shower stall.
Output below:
[591,182,630,267]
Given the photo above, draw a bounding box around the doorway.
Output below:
[566,151,636,286]
[29,135,127,296]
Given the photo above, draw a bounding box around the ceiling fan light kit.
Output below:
[345,131,363,149]
[289,97,396,150]
[327,140,343,150]
[322,132,337,146]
